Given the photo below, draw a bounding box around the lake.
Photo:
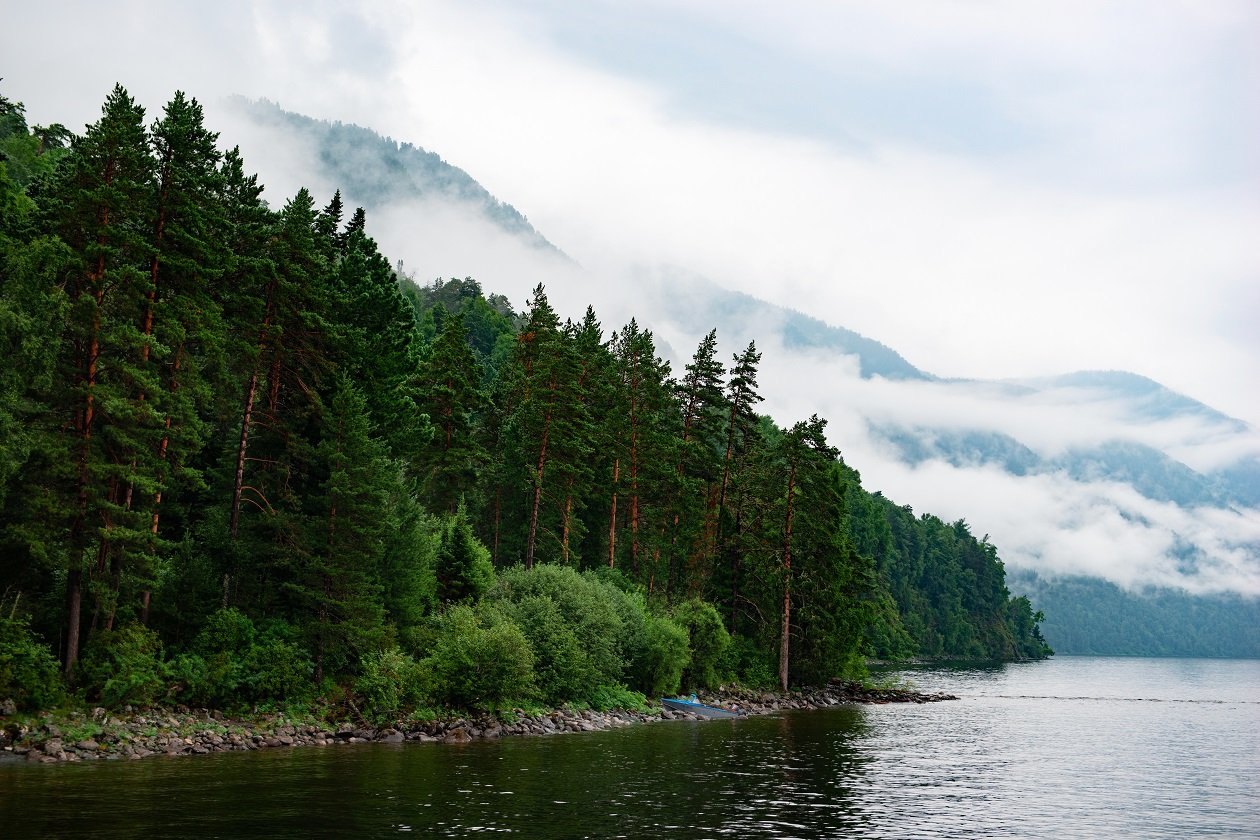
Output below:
[2,656,1257,838]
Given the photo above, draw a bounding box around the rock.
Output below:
[76,739,100,751]
[378,730,404,743]
[0,698,16,716]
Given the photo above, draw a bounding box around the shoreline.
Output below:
[1,682,957,765]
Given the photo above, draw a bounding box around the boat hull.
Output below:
[660,698,743,719]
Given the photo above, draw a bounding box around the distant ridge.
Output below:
[226,96,561,254]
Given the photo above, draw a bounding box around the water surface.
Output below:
[2,656,1256,838]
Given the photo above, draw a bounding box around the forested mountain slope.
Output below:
[0,86,1050,714]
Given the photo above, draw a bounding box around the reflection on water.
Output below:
[2,657,1258,839]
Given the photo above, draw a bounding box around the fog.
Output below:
[3,0,1258,596]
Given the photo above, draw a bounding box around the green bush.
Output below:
[489,565,624,688]
[588,683,650,713]
[242,637,314,703]
[78,623,165,708]
[632,612,690,697]
[164,652,212,705]
[194,608,256,657]
[355,647,423,723]
[498,595,587,705]
[421,604,535,709]
[0,615,64,711]
[671,599,731,690]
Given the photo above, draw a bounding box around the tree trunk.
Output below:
[64,569,83,673]
[779,465,797,692]
[607,458,619,568]
[229,368,259,539]
[524,405,552,570]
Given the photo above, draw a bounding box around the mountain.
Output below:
[224,98,1260,652]
[1008,570,1260,658]
[222,97,560,253]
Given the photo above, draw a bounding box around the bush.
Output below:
[489,565,625,689]
[78,623,165,708]
[355,647,423,723]
[421,604,535,709]
[0,615,64,711]
[242,637,314,703]
[498,595,587,705]
[194,607,256,657]
[719,634,776,689]
[671,599,731,690]
[632,612,690,697]
[165,652,212,706]
[588,683,650,713]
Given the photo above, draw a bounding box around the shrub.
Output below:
[355,647,423,724]
[421,604,535,709]
[165,652,212,706]
[242,638,314,703]
[78,623,165,708]
[489,565,624,688]
[632,612,690,697]
[588,683,650,713]
[194,607,256,657]
[671,599,731,690]
[498,595,587,705]
[0,615,64,711]
[719,634,776,689]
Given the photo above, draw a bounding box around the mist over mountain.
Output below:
[224,98,558,253]
[224,98,1260,626]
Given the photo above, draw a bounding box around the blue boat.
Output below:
[660,695,744,719]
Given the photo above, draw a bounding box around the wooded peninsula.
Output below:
[0,85,1050,723]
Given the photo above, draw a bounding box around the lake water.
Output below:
[2,656,1257,838]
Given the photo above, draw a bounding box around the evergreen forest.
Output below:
[0,86,1050,719]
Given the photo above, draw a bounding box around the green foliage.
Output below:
[0,614,64,710]
[671,599,730,690]
[489,565,626,692]
[420,604,535,709]
[78,624,166,708]
[719,635,776,689]
[632,612,690,697]
[435,505,494,605]
[587,683,650,713]
[496,594,587,704]
[241,636,315,704]
[354,647,423,724]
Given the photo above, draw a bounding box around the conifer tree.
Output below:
[670,329,726,593]
[301,378,389,683]
[418,310,485,514]
[29,85,154,669]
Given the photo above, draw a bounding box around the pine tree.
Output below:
[714,341,763,628]
[418,310,485,514]
[128,91,226,624]
[670,329,726,593]
[299,378,389,683]
[27,85,155,669]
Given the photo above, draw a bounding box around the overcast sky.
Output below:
[6,0,1257,422]
[5,2,1259,593]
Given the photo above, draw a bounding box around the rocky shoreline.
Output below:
[1,681,956,765]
